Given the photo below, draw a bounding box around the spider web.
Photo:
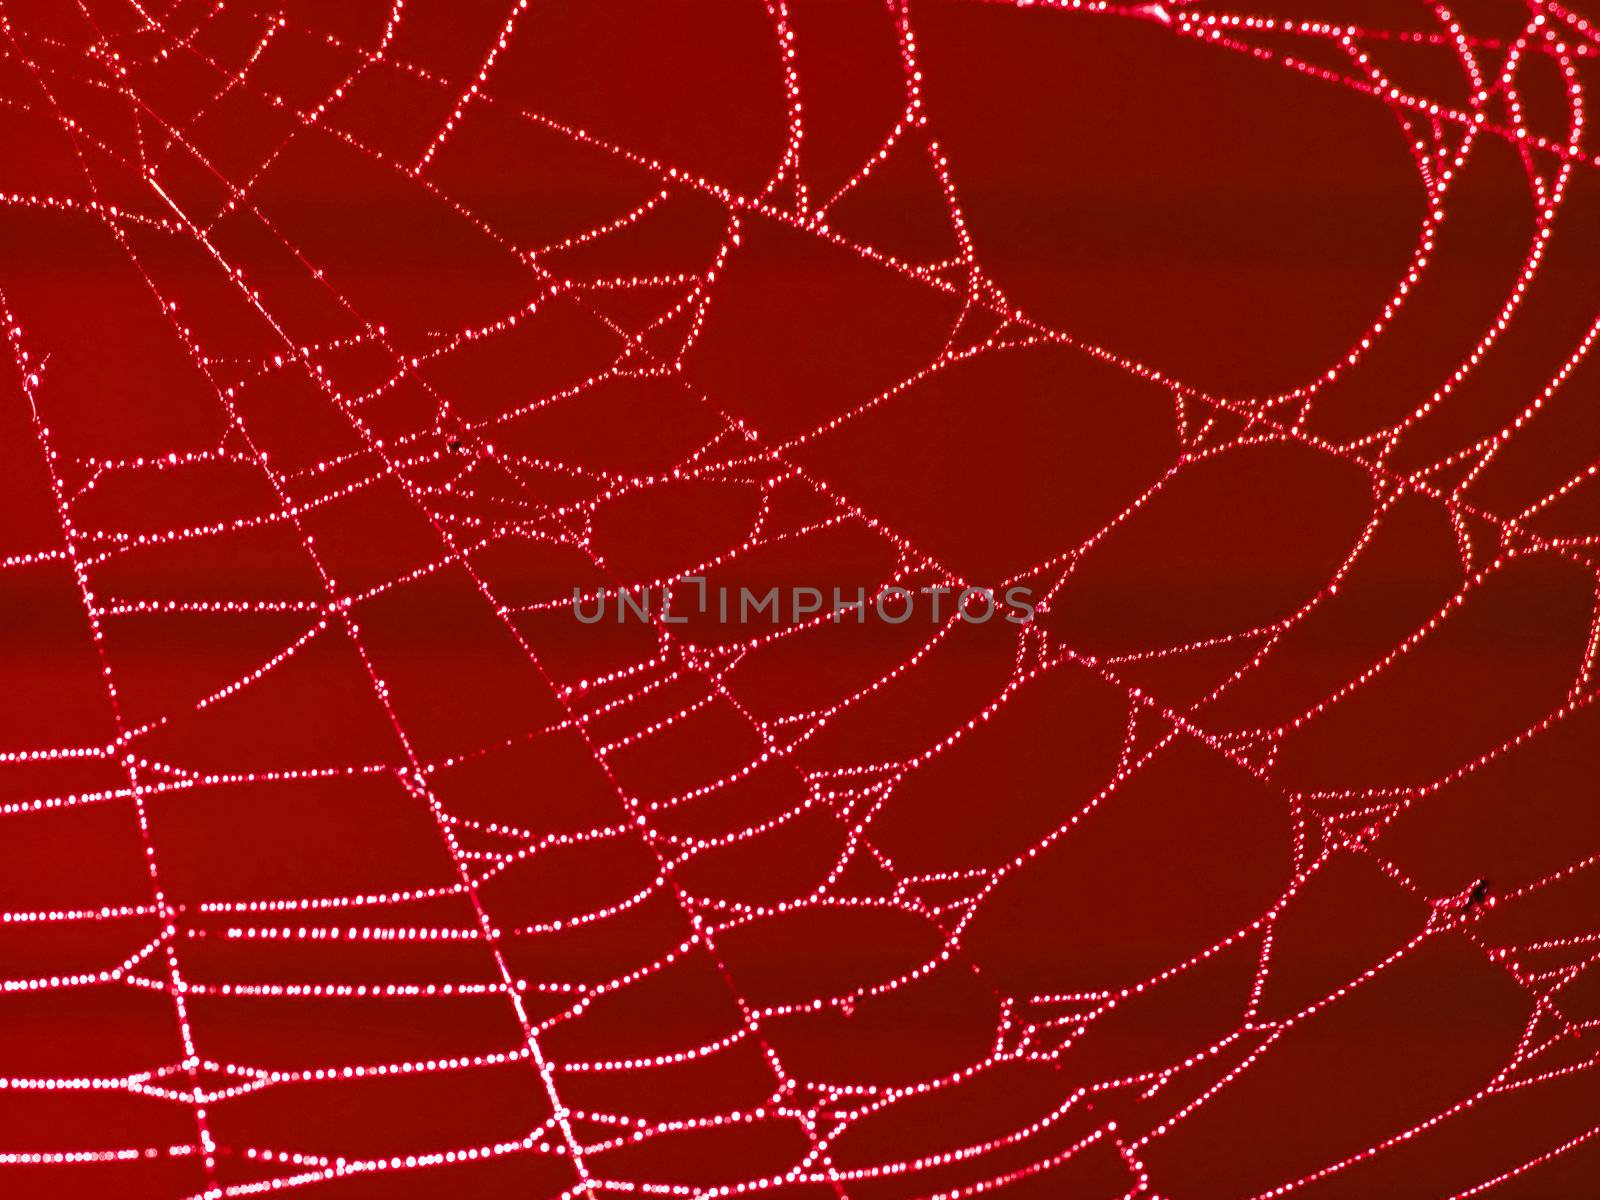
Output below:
[1,0,1599,1197]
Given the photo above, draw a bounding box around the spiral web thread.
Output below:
[1,1,1599,1197]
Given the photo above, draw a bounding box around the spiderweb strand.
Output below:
[0,1,1597,1198]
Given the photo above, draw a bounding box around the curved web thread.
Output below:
[0,0,1597,1197]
